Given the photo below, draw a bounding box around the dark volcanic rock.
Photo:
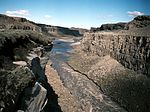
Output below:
[18,82,47,112]
[37,24,82,37]
[91,23,126,32]
[82,29,150,76]
[90,23,126,32]
[0,30,52,70]
[79,16,150,112]
[0,29,52,112]
[70,27,88,35]
[90,15,150,32]
[0,14,83,37]
[125,15,150,29]
[0,67,35,112]
[31,57,47,84]
[0,14,41,32]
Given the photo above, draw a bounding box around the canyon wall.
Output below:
[37,24,82,37]
[90,15,150,32]
[82,28,150,76]
[0,14,85,37]
[0,14,41,32]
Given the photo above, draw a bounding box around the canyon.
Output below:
[0,14,150,112]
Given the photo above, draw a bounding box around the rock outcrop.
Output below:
[125,15,150,30]
[90,15,150,32]
[37,24,82,37]
[0,30,52,69]
[0,67,35,112]
[70,27,88,35]
[68,53,150,112]
[0,29,53,112]
[58,62,127,112]
[18,82,47,112]
[68,15,150,112]
[90,23,126,32]
[0,14,41,32]
[0,14,85,37]
[17,57,48,112]
[82,25,150,76]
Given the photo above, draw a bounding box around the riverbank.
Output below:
[46,37,127,112]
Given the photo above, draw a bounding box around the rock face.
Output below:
[0,67,35,112]
[0,29,52,112]
[87,56,150,112]
[90,15,150,32]
[59,63,127,112]
[70,27,88,35]
[76,15,150,112]
[90,23,126,32]
[0,30,52,69]
[31,57,47,83]
[82,27,150,76]
[125,15,150,30]
[68,53,150,112]
[18,81,47,112]
[0,14,85,37]
[0,14,41,32]
[0,56,50,112]
[37,24,82,37]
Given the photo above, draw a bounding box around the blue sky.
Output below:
[0,0,150,29]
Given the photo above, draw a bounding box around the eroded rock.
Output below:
[18,82,47,112]
[0,67,35,112]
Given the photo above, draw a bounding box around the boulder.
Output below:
[18,82,47,112]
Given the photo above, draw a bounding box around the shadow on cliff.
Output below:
[31,57,62,112]
[95,65,150,112]
[85,56,150,112]
[106,72,150,112]
[14,57,62,112]
[43,82,62,112]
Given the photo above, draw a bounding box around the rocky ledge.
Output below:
[0,29,54,112]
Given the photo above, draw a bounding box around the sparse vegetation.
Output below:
[0,29,52,69]
[0,30,52,46]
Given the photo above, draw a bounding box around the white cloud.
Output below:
[5,10,30,17]
[127,11,144,17]
[44,15,52,19]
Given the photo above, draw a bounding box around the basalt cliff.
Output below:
[0,14,86,37]
[69,15,150,112]
[0,14,150,112]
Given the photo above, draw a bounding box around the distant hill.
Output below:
[37,23,83,37]
[0,14,41,32]
[125,15,150,30]
[0,14,87,37]
[90,15,150,32]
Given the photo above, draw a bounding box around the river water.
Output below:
[48,37,81,71]
[49,38,74,62]
[48,37,126,112]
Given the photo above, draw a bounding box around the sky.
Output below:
[0,0,150,29]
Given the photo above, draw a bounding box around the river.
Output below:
[47,37,126,112]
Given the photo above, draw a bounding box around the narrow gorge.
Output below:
[0,14,150,112]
